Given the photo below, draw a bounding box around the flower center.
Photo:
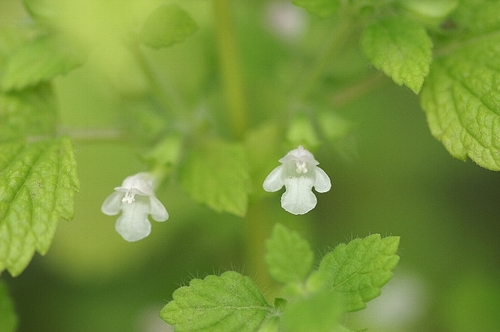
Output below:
[295,161,308,174]
[122,190,136,204]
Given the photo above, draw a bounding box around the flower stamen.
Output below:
[122,191,135,204]
[296,161,308,174]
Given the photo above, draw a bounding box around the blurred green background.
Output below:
[2,1,500,331]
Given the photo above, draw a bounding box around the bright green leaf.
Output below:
[361,16,432,94]
[161,271,272,332]
[419,0,500,167]
[1,35,85,91]
[292,0,341,18]
[0,137,79,276]
[0,84,57,143]
[265,223,314,284]
[180,139,251,216]
[0,281,17,332]
[281,291,343,332]
[420,6,500,170]
[316,234,400,312]
[139,4,198,49]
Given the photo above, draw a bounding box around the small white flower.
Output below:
[101,172,168,242]
[263,146,331,215]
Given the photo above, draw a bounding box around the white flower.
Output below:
[263,146,331,215]
[101,172,168,242]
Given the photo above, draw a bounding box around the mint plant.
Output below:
[161,224,400,332]
[1,0,500,331]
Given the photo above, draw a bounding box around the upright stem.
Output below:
[213,0,249,140]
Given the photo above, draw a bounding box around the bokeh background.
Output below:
[2,1,500,331]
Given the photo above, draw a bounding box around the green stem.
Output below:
[292,11,356,104]
[129,42,184,116]
[213,0,249,140]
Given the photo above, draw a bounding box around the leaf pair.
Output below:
[161,224,400,331]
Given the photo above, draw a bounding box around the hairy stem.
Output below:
[213,0,249,140]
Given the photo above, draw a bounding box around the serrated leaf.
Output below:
[161,271,272,332]
[361,16,432,94]
[265,223,314,284]
[316,234,400,312]
[180,139,251,216]
[1,35,85,91]
[0,83,57,143]
[292,0,340,18]
[139,4,198,49]
[420,17,500,170]
[281,291,343,332]
[0,281,17,332]
[0,137,79,276]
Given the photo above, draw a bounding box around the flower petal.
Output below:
[313,166,331,193]
[101,191,124,216]
[281,177,317,215]
[263,165,284,192]
[115,197,152,242]
[150,196,169,221]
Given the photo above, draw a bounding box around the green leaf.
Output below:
[161,271,272,332]
[1,35,85,91]
[0,281,17,332]
[180,139,251,216]
[139,4,198,49]
[292,0,341,18]
[0,137,79,276]
[361,16,432,94]
[315,234,400,312]
[281,291,343,332]
[420,49,500,169]
[420,6,500,170]
[0,84,57,143]
[265,223,314,284]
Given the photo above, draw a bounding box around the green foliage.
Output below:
[292,0,341,17]
[265,223,314,284]
[180,139,251,216]
[420,1,500,170]
[0,137,79,276]
[281,291,343,332]
[0,84,57,142]
[316,234,400,312]
[0,280,17,332]
[139,4,198,49]
[1,35,85,91]
[162,224,400,331]
[160,271,273,332]
[361,16,432,94]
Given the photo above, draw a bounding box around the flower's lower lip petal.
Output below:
[101,191,124,215]
[281,177,316,215]
[263,165,284,192]
[116,198,153,241]
[115,215,151,242]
